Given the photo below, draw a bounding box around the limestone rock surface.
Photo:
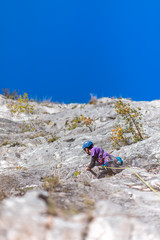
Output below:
[0,94,160,239]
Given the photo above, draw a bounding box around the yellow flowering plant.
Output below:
[8,93,35,115]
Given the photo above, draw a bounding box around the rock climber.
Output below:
[83,141,123,178]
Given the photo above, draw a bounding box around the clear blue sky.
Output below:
[0,0,160,103]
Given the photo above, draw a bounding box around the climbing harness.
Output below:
[102,156,123,167]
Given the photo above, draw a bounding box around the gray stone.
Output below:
[0,94,160,239]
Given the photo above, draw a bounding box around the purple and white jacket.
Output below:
[88,147,116,169]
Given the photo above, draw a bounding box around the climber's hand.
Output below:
[86,165,91,171]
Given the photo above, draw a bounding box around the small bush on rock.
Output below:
[8,93,35,115]
[0,140,9,147]
[88,93,97,105]
[47,134,60,143]
[19,122,35,133]
[66,115,94,132]
[43,175,60,192]
[73,170,81,177]
[110,125,128,148]
[2,88,19,100]
[110,100,144,148]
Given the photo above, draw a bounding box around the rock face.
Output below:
[0,191,160,240]
[0,94,160,239]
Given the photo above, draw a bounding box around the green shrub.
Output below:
[66,115,94,132]
[47,134,59,143]
[43,176,60,192]
[110,100,144,148]
[19,122,35,133]
[0,140,9,147]
[72,105,77,109]
[73,170,81,177]
[109,125,128,148]
[8,93,35,115]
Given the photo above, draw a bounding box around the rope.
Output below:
[103,166,160,198]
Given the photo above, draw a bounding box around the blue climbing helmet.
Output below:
[83,141,94,150]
